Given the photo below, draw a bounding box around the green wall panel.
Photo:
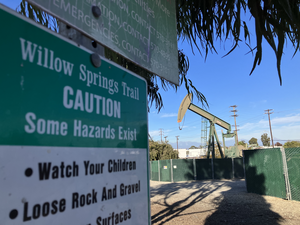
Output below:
[172,159,194,182]
[195,159,212,180]
[234,158,245,179]
[151,161,159,181]
[159,160,171,182]
[213,158,232,179]
[244,149,286,199]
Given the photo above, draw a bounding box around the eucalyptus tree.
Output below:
[261,133,271,146]
[17,0,300,111]
[249,137,258,145]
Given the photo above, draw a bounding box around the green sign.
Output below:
[0,5,150,225]
[27,0,179,85]
[0,5,148,149]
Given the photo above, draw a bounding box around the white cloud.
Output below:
[238,114,300,143]
[272,124,300,140]
[149,130,160,137]
[272,114,300,125]
[149,129,173,139]
[169,141,201,149]
[160,113,177,118]
[163,129,173,135]
[239,114,300,131]
[239,120,268,130]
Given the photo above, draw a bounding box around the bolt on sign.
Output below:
[27,0,179,85]
[0,4,150,225]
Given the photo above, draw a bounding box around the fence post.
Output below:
[170,159,173,183]
[280,147,292,200]
[211,157,214,179]
[193,158,197,180]
[232,158,234,179]
[149,161,152,180]
[242,150,247,191]
[158,160,160,182]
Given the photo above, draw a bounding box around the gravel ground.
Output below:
[150,180,300,225]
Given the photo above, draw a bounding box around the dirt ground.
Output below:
[150,180,300,225]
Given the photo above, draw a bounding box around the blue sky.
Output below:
[148,16,300,149]
[2,0,300,149]
[149,37,300,148]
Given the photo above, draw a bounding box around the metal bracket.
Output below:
[58,21,104,57]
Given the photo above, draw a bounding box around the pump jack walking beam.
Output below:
[178,94,232,159]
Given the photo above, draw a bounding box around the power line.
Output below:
[164,136,168,142]
[265,109,274,148]
[237,114,265,124]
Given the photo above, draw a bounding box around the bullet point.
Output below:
[25,168,33,177]
[9,209,18,219]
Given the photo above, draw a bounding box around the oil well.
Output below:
[177,93,241,158]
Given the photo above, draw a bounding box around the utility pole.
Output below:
[164,136,168,142]
[159,129,164,142]
[201,118,208,150]
[176,136,179,150]
[265,109,274,148]
[230,105,239,144]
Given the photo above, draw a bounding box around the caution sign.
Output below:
[0,5,150,225]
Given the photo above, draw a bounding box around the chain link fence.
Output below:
[243,148,287,199]
[234,158,244,179]
[243,147,300,202]
[150,161,159,181]
[150,158,244,182]
[213,158,233,179]
[151,148,300,203]
[195,159,212,180]
[172,159,194,182]
[284,147,300,201]
[159,160,171,182]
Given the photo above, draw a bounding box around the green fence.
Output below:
[195,159,212,180]
[244,148,287,199]
[233,158,244,179]
[213,158,233,179]
[151,148,300,203]
[150,161,159,181]
[285,147,300,201]
[150,158,244,182]
[172,159,194,182]
[159,160,171,182]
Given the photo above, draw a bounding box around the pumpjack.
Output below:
[177,94,240,158]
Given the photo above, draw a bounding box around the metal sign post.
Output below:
[0,5,150,224]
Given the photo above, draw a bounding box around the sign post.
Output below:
[0,5,150,225]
